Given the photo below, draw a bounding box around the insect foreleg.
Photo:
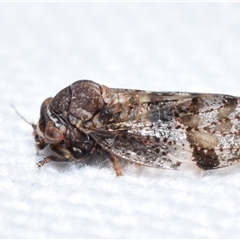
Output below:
[37,144,74,168]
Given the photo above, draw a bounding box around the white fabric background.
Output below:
[1,2,240,238]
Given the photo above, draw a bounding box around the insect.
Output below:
[18,80,240,176]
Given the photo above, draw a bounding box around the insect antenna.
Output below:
[11,104,37,130]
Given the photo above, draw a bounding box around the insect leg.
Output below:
[108,152,123,176]
[49,144,73,159]
[37,156,56,168]
[37,144,74,168]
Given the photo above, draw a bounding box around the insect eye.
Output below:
[44,122,63,144]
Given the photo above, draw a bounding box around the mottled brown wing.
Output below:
[88,90,240,170]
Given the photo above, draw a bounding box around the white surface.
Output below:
[1,2,240,238]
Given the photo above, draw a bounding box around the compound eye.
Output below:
[44,121,63,144]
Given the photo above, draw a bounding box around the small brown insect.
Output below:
[17,80,240,175]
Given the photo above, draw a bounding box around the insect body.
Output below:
[31,80,240,175]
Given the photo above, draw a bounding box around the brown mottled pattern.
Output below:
[70,80,105,121]
[49,86,71,114]
[34,80,240,174]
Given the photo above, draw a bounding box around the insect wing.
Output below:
[88,89,240,170]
